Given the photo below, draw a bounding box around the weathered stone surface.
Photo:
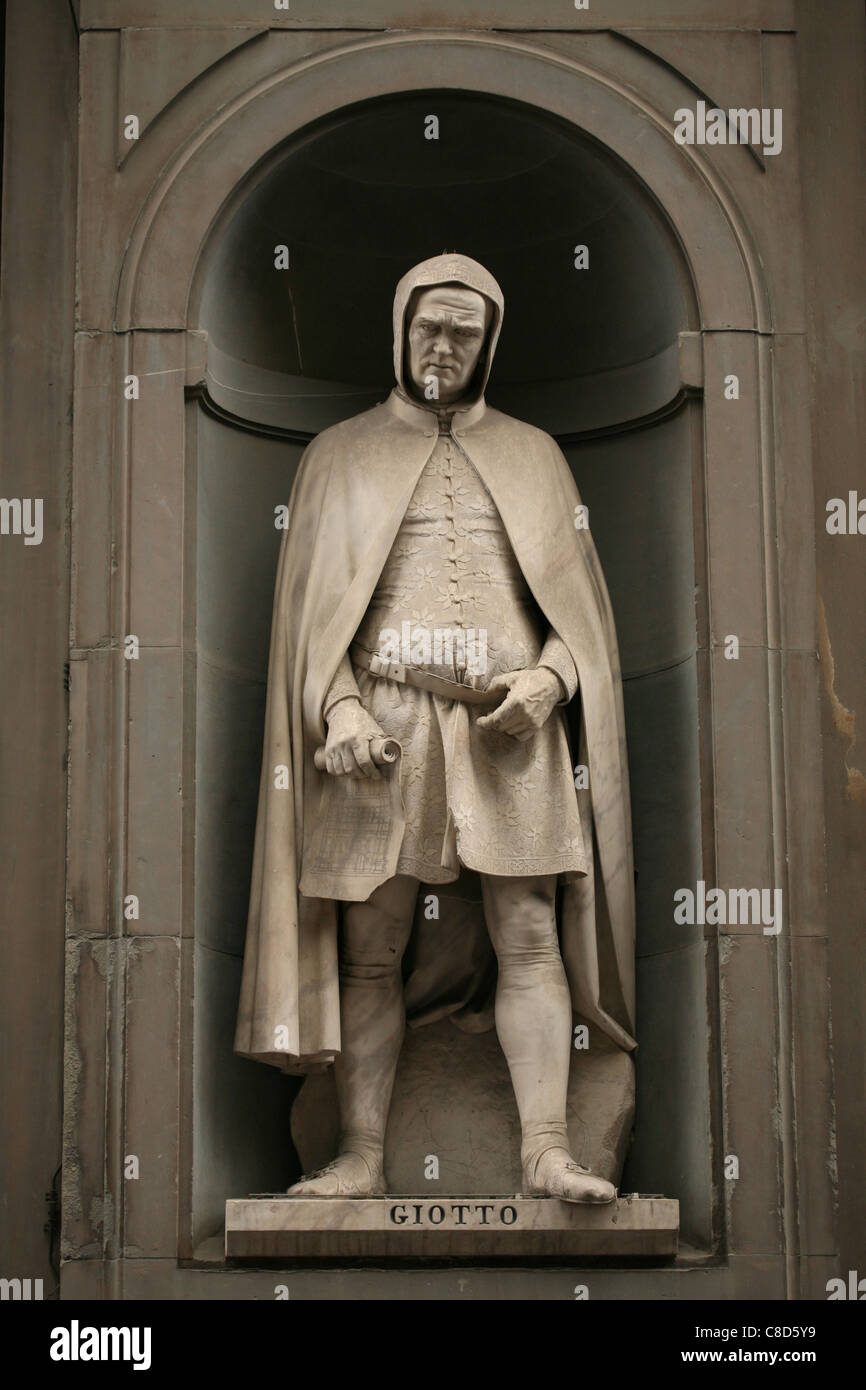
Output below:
[711,646,775,912]
[71,331,118,649]
[126,650,183,935]
[622,29,765,118]
[0,0,77,1292]
[67,652,115,936]
[78,29,337,329]
[113,1252,765,1299]
[123,937,181,1257]
[799,1256,845,1304]
[62,939,111,1261]
[772,334,818,654]
[725,1253,786,1299]
[79,1,797,31]
[750,34,807,332]
[718,934,784,1258]
[782,651,826,937]
[60,1258,107,1301]
[128,333,186,648]
[702,332,766,649]
[117,27,266,159]
[225,1194,679,1259]
[791,938,836,1259]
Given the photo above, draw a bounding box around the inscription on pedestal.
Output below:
[225,1195,679,1259]
[388,1199,518,1228]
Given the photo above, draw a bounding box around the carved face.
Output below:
[406,285,491,405]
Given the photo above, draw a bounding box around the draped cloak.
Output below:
[233,254,637,1073]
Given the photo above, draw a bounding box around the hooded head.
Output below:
[392,253,504,407]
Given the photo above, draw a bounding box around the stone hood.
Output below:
[391,252,504,402]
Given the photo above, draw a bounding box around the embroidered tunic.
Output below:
[323,423,588,884]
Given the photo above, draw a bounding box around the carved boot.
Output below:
[521,1127,616,1205]
[287,1145,387,1198]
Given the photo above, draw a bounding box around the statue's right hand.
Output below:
[324,698,386,780]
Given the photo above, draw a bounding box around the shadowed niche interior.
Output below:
[189,90,711,1255]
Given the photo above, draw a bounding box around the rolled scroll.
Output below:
[313,735,401,772]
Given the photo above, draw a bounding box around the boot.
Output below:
[287,1147,387,1198]
[522,1131,616,1204]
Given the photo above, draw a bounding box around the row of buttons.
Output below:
[442,438,467,677]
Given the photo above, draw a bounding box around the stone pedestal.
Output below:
[225,1195,678,1259]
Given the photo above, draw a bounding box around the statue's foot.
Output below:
[522,1147,616,1204]
[287,1151,387,1198]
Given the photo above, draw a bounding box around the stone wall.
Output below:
[1,0,863,1300]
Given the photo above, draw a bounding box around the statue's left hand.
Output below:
[476,667,563,742]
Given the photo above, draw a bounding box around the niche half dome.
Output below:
[196,91,693,436]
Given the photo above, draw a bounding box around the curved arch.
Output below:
[115,31,769,333]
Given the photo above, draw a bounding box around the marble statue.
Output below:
[234,254,636,1204]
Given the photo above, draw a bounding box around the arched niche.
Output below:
[194,89,695,434]
[118,31,765,333]
[102,30,779,1260]
[186,84,716,1253]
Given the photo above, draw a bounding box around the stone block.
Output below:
[781,651,825,936]
[126,649,183,935]
[60,1258,107,1300]
[71,331,118,649]
[128,333,186,648]
[719,934,783,1257]
[799,1256,844,1303]
[117,27,266,159]
[67,651,115,935]
[79,1,796,30]
[118,1254,743,1300]
[773,335,819,654]
[791,938,836,1258]
[62,939,112,1260]
[711,645,775,909]
[703,332,766,648]
[225,1194,679,1260]
[623,29,765,119]
[123,937,181,1257]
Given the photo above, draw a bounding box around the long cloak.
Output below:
[234,254,637,1073]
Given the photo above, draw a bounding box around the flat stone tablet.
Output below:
[224,1195,678,1259]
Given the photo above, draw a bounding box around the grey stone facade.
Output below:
[1,0,863,1299]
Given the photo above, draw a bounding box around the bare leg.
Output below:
[480,873,615,1204]
[288,874,418,1196]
